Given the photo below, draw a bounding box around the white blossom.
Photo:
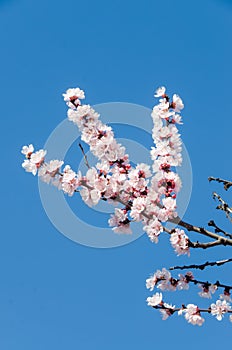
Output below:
[146,268,171,291]
[172,94,184,112]
[154,86,166,97]
[146,292,162,307]
[21,144,34,158]
[38,160,64,183]
[22,149,46,175]
[63,87,85,108]
[22,159,37,176]
[61,165,80,196]
[183,304,205,326]
[210,300,231,321]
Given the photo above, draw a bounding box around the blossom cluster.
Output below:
[146,268,232,325]
[63,87,189,251]
[21,86,191,256]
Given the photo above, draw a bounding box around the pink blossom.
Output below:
[38,160,64,184]
[143,218,163,243]
[170,228,190,256]
[130,197,147,221]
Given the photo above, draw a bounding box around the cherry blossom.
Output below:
[146,292,163,307]
[172,94,184,112]
[130,197,147,221]
[154,86,166,98]
[170,228,190,256]
[108,208,132,234]
[143,218,163,243]
[220,289,232,302]
[38,160,64,184]
[146,268,172,291]
[22,147,47,175]
[210,300,231,321]
[61,165,81,196]
[198,283,217,299]
[63,87,85,108]
[177,273,191,290]
[21,144,34,158]
[159,303,175,320]
[182,304,205,326]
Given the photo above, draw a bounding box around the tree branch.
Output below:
[212,192,232,223]
[169,257,232,271]
[57,173,232,248]
[208,176,232,191]
[103,192,232,248]
[169,216,232,246]
[208,220,232,239]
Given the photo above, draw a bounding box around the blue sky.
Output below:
[1,0,232,348]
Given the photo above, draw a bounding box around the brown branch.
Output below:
[114,195,232,248]
[163,227,221,249]
[55,172,232,248]
[151,304,232,314]
[208,220,232,239]
[153,272,232,290]
[183,277,232,290]
[213,192,232,223]
[188,240,228,249]
[169,257,232,271]
[152,304,211,314]
[208,176,232,191]
[169,216,232,246]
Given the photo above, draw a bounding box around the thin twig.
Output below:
[213,192,232,223]
[208,220,232,239]
[208,176,232,191]
[78,143,91,169]
[169,257,232,271]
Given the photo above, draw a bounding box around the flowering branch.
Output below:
[170,216,232,244]
[146,268,232,294]
[21,85,232,325]
[146,269,232,324]
[113,185,232,248]
[149,299,232,325]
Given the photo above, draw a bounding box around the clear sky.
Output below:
[1,0,232,348]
